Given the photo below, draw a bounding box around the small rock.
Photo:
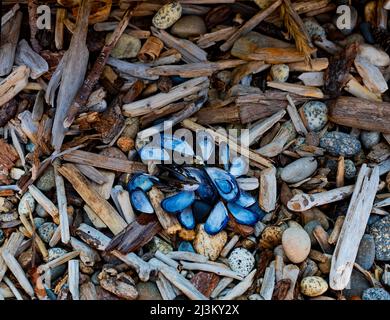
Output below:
[34,217,45,229]
[280,157,318,184]
[194,224,227,261]
[136,282,162,300]
[108,34,141,59]
[304,220,321,245]
[0,230,4,246]
[190,272,219,298]
[357,44,390,67]
[303,17,326,39]
[37,222,57,243]
[301,259,319,278]
[228,247,255,277]
[270,64,289,82]
[282,226,311,263]
[355,234,375,270]
[300,276,328,297]
[0,212,17,222]
[35,204,49,218]
[370,215,390,261]
[301,101,328,132]
[46,247,67,262]
[10,168,25,180]
[171,15,207,38]
[362,288,390,300]
[152,2,182,30]
[360,131,380,150]
[36,166,56,191]
[117,136,134,153]
[18,192,36,216]
[320,131,361,157]
[260,225,285,249]
[344,270,371,299]
[344,159,357,179]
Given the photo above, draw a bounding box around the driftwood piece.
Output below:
[55,8,66,50]
[286,95,308,135]
[156,273,177,300]
[18,213,48,259]
[122,77,208,117]
[180,261,243,280]
[267,82,324,98]
[57,163,127,235]
[282,264,299,300]
[3,276,23,300]
[166,251,208,263]
[0,232,24,283]
[260,262,275,300]
[220,235,240,258]
[111,186,136,224]
[155,250,180,269]
[298,72,324,87]
[330,165,379,290]
[28,185,60,224]
[287,185,355,212]
[344,75,382,102]
[149,258,208,300]
[0,11,22,76]
[68,260,80,300]
[148,187,182,236]
[1,3,19,27]
[75,164,107,185]
[38,251,80,274]
[49,0,91,151]
[288,58,328,72]
[218,269,256,300]
[197,26,237,49]
[354,56,388,94]
[329,96,390,134]
[62,150,147,173]
[259,167,277,213]
[15,40,48,79]
[328,215,345,245]
[0,65,30,107]
[211,277,234,299]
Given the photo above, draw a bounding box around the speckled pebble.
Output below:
[282,227,311,263]
[303,17,326,39]
[194,224,227,261]
[0,230,4,246]
[300,276,328,297]
[171,15,207,38]
[18,192,36,216]
[152,2,182,30]
[355,234,375,270]
[362,288,390,300]
[36,166,56,191]
[47,247,67,262]
[270,64,289,82]
[301,101,328,132]
[369,215,390,261]
[360,131,380,150]
[37,222,57,243]
[320,131,361,157]
[108,33,141,59]
[344,159,357,179]
[280,157,318,184]
[228,247,255,277]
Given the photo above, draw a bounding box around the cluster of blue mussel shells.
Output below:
[128,133,266,236]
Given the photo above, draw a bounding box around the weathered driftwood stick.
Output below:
[0,65,30,107]
[1,249,34,297]
[329,96,390,134]
[166,251,208,263]
[107,57,157,80]
[267,82,324,98]
[0,11,22,76]
[197,26,237,49]
[260,262,276,300]
[62,150,147,174]
[286,95,308,135]
[330,165,379,290]
[148,186,182,235]
[298,72,324,87]
[220,0,283,52]
[149,258,208,300]
[57,163,127,235]
[181,119,273,169]
[76,223,155,282]
[259,167,277,213]
[220,235,240,258]
[313,225,332,254]
[28,185,60,224]
[288,58,329,72]
[156,273,177,300]
[122,77,208,117]
[181,261,243,280]
[50,0,91,151]
[111,186,136,224]
[18,213,48,259]
[55,8,66,50]
[54,163,70,244]
[287,185,355,212]
[155,250,180,269]
[3,276,23,300]
[218,269,256,300]
[15,40,48,79]
[38,251,80,274]
[344,75,382,102]
[274,255,284,282]
[80,282,98,300]
[70,237,100,267]
[1,3,19,27]
[282,264,300,300]
[211,277,234,299]
[68,260,80,300]
[75,164,108,185]
[27,0,41,53]
[151,27,207,63]
[328,215,345,245]
[0,232,24,283]
[63,7,135,128]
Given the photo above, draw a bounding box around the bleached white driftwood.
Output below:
[330,165,379,290]
[260,262,275,300]
[218,269,256,300]
[3,276,23,300]
[282,264,299,300]
[68,260,80,300]
[28,185,60,224]
[15,39,48,79]
[286,95,308,135]
[0,232,24,283]
[70,237,100,267]
[156,273,177,300]
[220,235,240,258]
[259,166,277,212]
[54,162,70,244]
[111,185,136,224]
[166,251,208,263]
[155,250,180,269]
[180,261,243,280]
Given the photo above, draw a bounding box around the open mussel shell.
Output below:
[130,188,154,214]
[227,202,260,225]
[127,173,159,192]
[192,199,212,223]
[161,191,195,214]
[204,167,240,202]
[247,202,266,220]
[229,156,249,177]
[236,190,256,208]
[184,167,217,204]
[178,207,196,230]
[204,201,229,235]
